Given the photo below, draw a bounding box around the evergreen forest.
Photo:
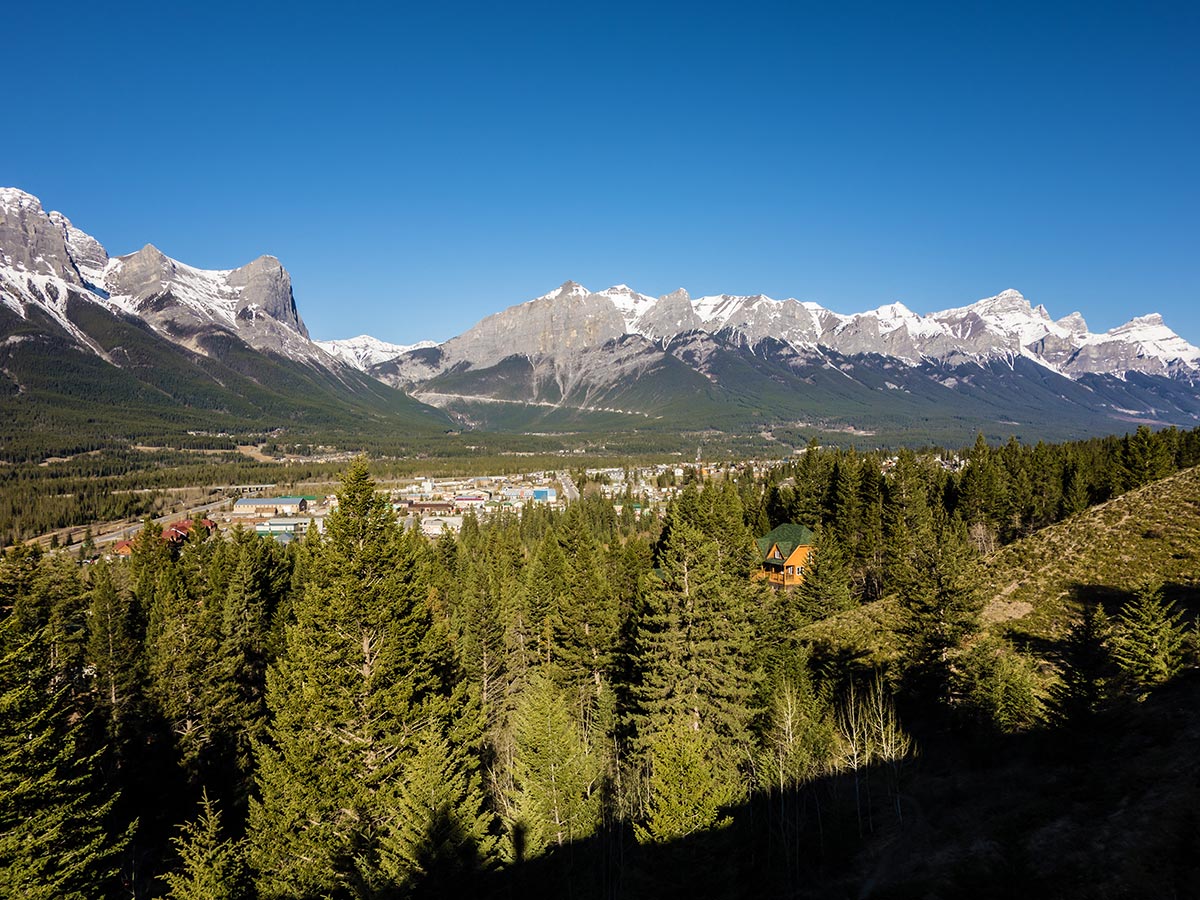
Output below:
[2,425,1199,899]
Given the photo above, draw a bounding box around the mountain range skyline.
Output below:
[5,185,1197,373]
[5,184,1199,449]
[3,185,1197,354]
[320,280,1200,359]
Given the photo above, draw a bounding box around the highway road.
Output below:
[559,471,580,503]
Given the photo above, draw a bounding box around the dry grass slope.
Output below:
[798,465,1200,663]
[980,464,1200,642]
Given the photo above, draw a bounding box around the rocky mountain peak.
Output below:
[539,280,588,301]
[1057,311,1089,335]
[0,187,42,214]
[1113,313,1165,332]
[47,211,108,284]
[965,289,1034,318]
[227,254,307,337]
[112,244,177,294]
[0,188,85,285]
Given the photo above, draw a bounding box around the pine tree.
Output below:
[0,545,42,618]
[20,553,90,704]
[0,617,125,898]
[825,452,863,554]
[524,528,568,668]
[85,561,147,751]
[1120,425,1173,490]
[161,791,250,900]
[554,505,618,704]
[883,450,936,599]
[957,433,1002,530]
[794,527,854,624]
[454,556,507,727]
[954,636,1045,733]
[898,517,981,707]
[214,545,271,805]
[507,671,602,858]
[856,457,886,602]
[1060,459,1091,518]
[634,496,758,774]
[1050,602,1113,725]
[146,562,219,781]
[249,458,460,898]
[1112,581,1188,695]
[374,725,496,895]
[635,719,737,844]
[789,437,825,527]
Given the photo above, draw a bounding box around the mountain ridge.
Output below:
[334,279,1199,381]
[0,187,451,459]
[348,280,1200,439]
[5,186,1200,448]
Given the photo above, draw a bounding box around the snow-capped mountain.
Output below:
[316,335,437,370]
[358,280,1200,437]
[0,187,323,362]
[0,188,449,452]
[368,280,1200,385]
[6,184,1199,445]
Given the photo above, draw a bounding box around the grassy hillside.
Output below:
[799,464,1200,666]
[978,464,1200,643]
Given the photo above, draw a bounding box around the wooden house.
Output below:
[755,523,815,588]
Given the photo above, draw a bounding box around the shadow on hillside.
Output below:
[445,673,1200,900]
[1010,581,1199,663]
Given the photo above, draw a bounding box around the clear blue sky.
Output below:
[6,0,1197,345]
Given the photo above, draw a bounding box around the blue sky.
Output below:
[5,0,1197,344]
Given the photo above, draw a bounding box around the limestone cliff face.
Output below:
[0,187,326,365]
[102,245,316,359]
[446,282,626,367]
[0,188,90,285]
[227,255,308,338]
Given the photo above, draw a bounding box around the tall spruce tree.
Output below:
[898,517,981,707]
[634,493,757,768]
[635,718,737,844]
[507,671,602,859]
[373,722,496,895]
[85,561,147,754]
[0,616,125,898]
[249,458,477,898]
[161,791,250,900]
[1050,601,1113,725]
[1112,581,1188,695]
[146,561,219,783]
[794,527,854,624]
[213,545,271,808]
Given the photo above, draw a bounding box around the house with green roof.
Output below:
[755,523,815,588]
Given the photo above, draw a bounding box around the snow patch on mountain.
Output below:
[1,187,328,367]
[596,284,657,333]
[439,281,1200,383]
[316,335,437,370]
